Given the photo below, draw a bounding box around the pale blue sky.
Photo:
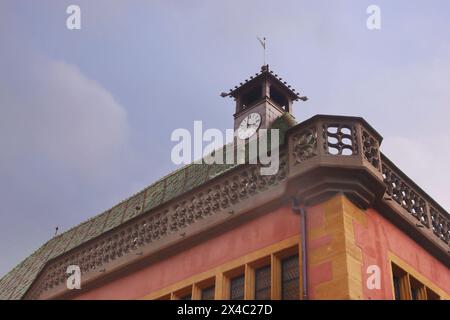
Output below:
[1,0,449,277]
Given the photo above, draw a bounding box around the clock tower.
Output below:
[221,64,307,139]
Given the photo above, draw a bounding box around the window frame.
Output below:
[172,286,193,300]
[194,277,216,300]
[252,260,272,300]
[223,266,246,300]
[389,253,444,300]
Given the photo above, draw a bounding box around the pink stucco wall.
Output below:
[70,201,449,300]
[73,206,300,299]
[355,208,450,299]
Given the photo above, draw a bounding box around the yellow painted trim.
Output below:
[172,285,192,300]
[388,252,449,299]
[270,253,281,300]
[215,273,224,299]
[244,264,255,300]
[192,284,201,300]
[193,277,215,300]
[141,235,300,300]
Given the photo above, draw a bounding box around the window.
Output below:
[254,265,271,300]
[392,274,402,300]
[426,288,440,300]
[201,285,215,300]
[281,254,299,300]
[391,262,441,300]
[410,277,426,300]
[148,238,301,300]
[241,85,262,110]
[173,286,193,300]
[269,85,289,109]
[230,274,245,300]
[391,264,409,300]
[179,293,191,300]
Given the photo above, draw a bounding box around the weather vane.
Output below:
[257,36,267,66]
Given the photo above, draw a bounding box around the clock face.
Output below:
[237,112,261,140]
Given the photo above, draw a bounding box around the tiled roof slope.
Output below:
[0,114,295,300]
[0,161,237,299]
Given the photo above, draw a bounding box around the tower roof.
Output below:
[222,65,305,101]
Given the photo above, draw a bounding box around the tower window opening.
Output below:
[241,85,262,110]
[270,85,289,110]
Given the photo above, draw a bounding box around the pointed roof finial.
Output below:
[257,36,267,66]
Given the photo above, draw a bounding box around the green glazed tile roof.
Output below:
[0,115,294,300]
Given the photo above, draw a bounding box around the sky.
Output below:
[0,0,449,278]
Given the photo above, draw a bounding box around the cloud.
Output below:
[0,15,132,277]
[378,54,450,211]
[0,54,129,179]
